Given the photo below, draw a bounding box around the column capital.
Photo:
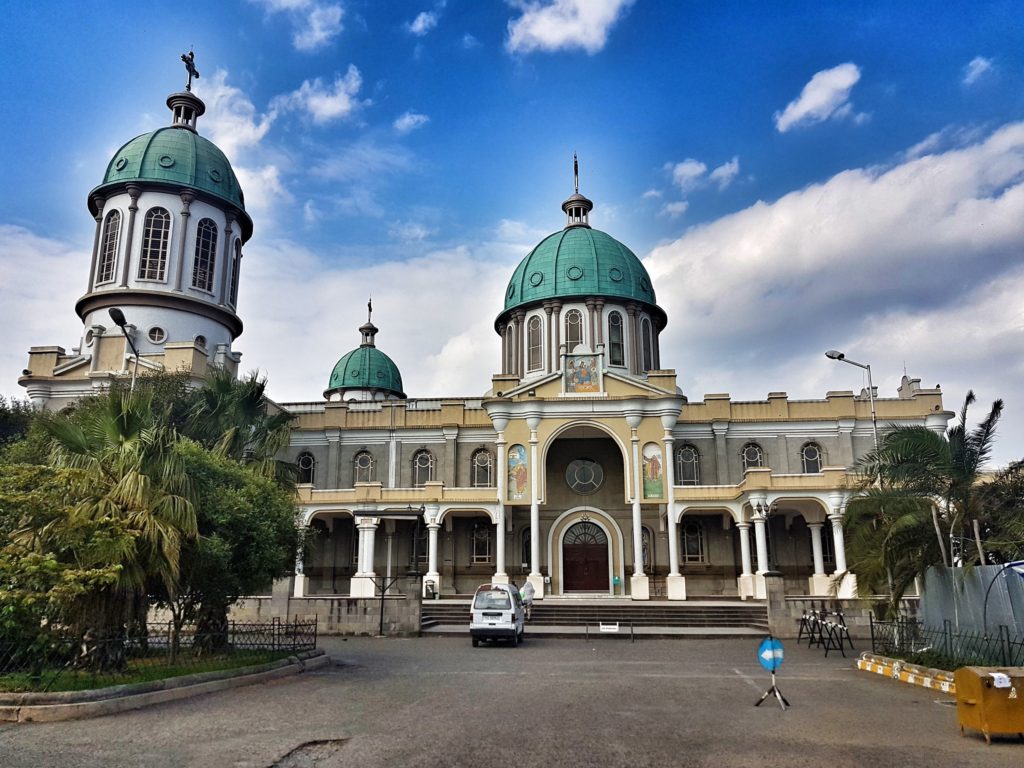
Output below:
[91,195,106,220]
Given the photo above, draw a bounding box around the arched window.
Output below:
[139,207,171,280]
[741,443,764,471]
[191,218,218,292]
[228,240,241,306]
[471,521,492,564]
[471,448,494,487]
[412,449,435,487]
[96,210,121,284]
[676,445,700,486]
[681,519,706,563]
[801,443,823,473]
[641,317,654,372]
[565,309,584,353]
[527,316,543,371]
[296,452,315,485]
[608,311,625,366]
[504,325,515,373]
[353,451,375,484]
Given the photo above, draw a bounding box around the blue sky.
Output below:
[2,1,1024,464]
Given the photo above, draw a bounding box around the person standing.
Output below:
[520,580,536,621]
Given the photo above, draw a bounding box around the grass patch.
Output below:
[0,649,296,693]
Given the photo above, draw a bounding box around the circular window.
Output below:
[351,370,361,378]
[194,335,207,349]
[609,267,623,282]
[566,459,604,494]
[566,265,584,281]
[640,277,650,293]
[84,329,95,346]
[376,370,385,379]
[529,271,544,287]
[114,157,128,171]
[158,155,175,168]
[208,168,222,183]
[148,326,167,344]
[506,284,515,300]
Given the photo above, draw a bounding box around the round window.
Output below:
[158,155,175,168]
[565,459,604,494]
[529,271,544,286]
[609,267,623,282]
[114,157,128,171]
[208,168,222,183]
[148,326,167,344]
[84,329,95,346]
[566,265,584,281]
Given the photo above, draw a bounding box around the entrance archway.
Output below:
[562,521,610,591]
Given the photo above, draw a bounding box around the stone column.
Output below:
[585,297,597,349]
[494,507,507,581]
[514,311,526,377]
[712,421,729,484]
[326,428,341,489]
[626,304,639,374]
[808,521,830,596]
[119,185,141,287]
[627,414,649,599]
[218,212,236,306]
[527,415,544,598]
[443,426,458,487]
[551,302,562,370]
[499,322,507,374]
[86,195,106,294]
[665,433,686,600]
[351,517,378,597]
[173,191,194,292]
[736,520,755,600]
[543,302,554,372]
[493,419,509,585]
[753,512,769,574]
[293,545,307,598]
[594,299,605,345]
[425,520,441,597]
[830,514,847,573]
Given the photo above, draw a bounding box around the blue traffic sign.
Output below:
[758,636,784,672]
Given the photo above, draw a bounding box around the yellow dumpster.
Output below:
[954,666,1024,744]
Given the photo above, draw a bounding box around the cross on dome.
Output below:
[562,154,593,228]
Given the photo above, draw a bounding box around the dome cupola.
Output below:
[325,301,407,401]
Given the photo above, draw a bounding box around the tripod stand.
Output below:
[755,670,790,710]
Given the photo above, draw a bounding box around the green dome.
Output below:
[325,346,406,399]
[499,226,665,327]
[90,126,249,225]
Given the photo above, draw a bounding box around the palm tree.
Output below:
[845,391,1003,615]
[28,390,196,648]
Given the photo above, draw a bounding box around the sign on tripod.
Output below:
[755,635,790,710]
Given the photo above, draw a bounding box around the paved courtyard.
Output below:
[0,635,1018,767]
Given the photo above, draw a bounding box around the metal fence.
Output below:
[0,617,317,694]
[870,615,1024,669]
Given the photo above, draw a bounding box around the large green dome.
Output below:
[90,126,250,230]
[499,226,665,327]
[325,345,405,400]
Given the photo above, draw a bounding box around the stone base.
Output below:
[630,574,650,600]
[490,573,510,585]
[423,572,441,598]
[737,574,756,600]
[808,574,832,596]
[752,574,768,600]
[292,574,308,598]
[836,572,858,599]
[349,574,376,598]
[665,574,687,600]
[527,574,546,599]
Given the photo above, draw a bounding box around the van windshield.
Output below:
[474,590,512,610]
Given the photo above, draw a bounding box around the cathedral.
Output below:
[20,63,953,604]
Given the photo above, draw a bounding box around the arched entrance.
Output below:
[563,521,610,591]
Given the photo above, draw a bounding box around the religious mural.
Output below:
[508,444,528,501]
[642,442,663,498]
[564,354,600,393]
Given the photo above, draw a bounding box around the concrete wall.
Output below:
[766,581,920,640]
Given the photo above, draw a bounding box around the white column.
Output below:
[354,526,367,576]
[828,495,857,598]
[494,507,507,581]
[293,547,307,598]
[426,521,441,593]
[527,416,544,597]
[351,517,379,598]
[809,522,826,575]
[494,425,509,584]
[665,435,679,577]
[738,522,753,576]
[830,514,847,573]
[753,513,769,574]
[631,432,644,576]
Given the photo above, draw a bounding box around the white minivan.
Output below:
[469,583,525,647]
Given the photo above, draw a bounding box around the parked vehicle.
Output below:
[469,583,525,647]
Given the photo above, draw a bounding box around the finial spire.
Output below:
[367,297,373,324]
[574,152,579,194]
[180,50,200,92]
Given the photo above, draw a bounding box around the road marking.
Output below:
[733,668,763,692]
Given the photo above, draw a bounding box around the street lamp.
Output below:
[108,308,140,392]
[825,350,878,449]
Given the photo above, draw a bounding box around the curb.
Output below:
[0,650,328,723]
[856,652,955,695]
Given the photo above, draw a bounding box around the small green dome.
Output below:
[325,346,405,399]
[498,226,665,327]
[91,126,248,220]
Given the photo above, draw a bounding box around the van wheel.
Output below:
[472,637,479,647]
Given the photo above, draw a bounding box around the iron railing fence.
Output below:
[870,615,1024,669]
[0,617,317,694]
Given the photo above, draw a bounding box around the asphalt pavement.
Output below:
[0,635,1018,768]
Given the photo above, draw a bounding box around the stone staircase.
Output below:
[421,597,769,637]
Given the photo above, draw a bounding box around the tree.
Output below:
[846,391,1007,616]
[0,396,34,448]
[152,440,301,652]
[34,389,197,642]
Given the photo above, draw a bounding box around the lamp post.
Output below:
[108,308,140,392]
[825,350,878,450]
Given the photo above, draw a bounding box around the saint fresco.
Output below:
[642,442,663,499]
[508,444,528,501]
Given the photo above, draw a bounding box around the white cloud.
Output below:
[506,0,634,55]
[313,141,414,182]
[462,33,481,49]
[394,111,430,134]
[388,221,436,242]
[963,56,993,86]
[408,11,438,36]
[660,201,688,218]
[665,159,707,191]
[270,66,366,124]
[644,122,1024,463]
[251,0,344,52]
[233,164,290,214]
[709,156,740,190]
[642,189,662,199]
[303,199,319,225]
[194,70,275,160]
[774,63,862,133]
